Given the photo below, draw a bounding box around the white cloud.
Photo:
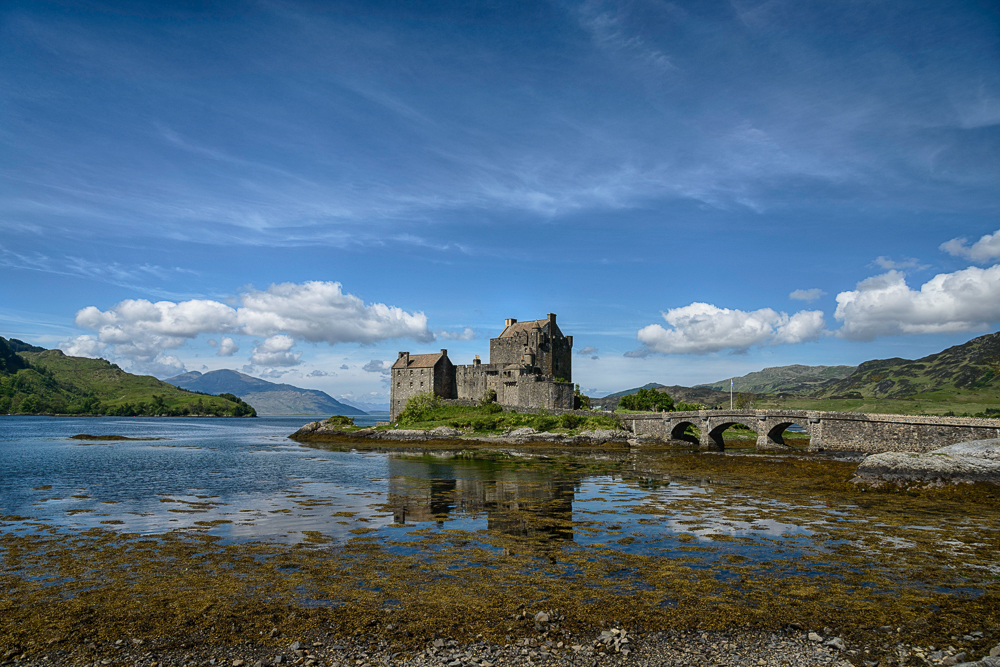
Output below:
[61,335,107,358]
[74,298,238,362]
[789,288,826,302]
[307,369,332,377]
[250,335,302,367]
[362,359,392,374]
[340,364,350,370]
[435,327,477,341]
[132,354,186,378]
[217,336,238,357]
[834,267,1000,340]
[633,303,826,355]
[237,281,433,344]
[577,345,598,356]
[940,229,1000,263]
[257,368,292,379]
[72,280,433,365]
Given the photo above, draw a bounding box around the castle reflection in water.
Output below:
[386,456,578,541]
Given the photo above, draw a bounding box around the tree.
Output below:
[18,395,42,414]
[574,384,590,410]
[398,392,442,425]
[619,388,674,412]
[735,392,758,410]
[479,389,497,406]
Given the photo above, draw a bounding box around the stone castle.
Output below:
[390,313,574,420]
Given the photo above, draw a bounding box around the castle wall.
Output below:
[490,330,573,382]
[454,364,499,402]
[390,356,455,420]
[435,357,455,399]
[490,336,527,367]
[498,375,574,410]
[547,335,572,382]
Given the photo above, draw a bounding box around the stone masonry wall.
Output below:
[454,364,497,402]
[390,365,434,420]
[490,336,527,367]
[390,357,454,421]
[810,412,1000,453]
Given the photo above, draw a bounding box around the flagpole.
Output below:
[730,378,734,410]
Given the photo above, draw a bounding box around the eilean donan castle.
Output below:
[390,313,574,420]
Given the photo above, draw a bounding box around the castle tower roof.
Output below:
[391,351,447,369]
[499,313,563,338]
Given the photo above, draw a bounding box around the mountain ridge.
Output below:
[814,331,1000,399]
[697,364,857,395]
[165,369,366,416]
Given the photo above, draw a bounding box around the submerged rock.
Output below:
[850,439,1000,489]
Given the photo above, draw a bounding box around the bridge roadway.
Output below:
[623,409,1000,453]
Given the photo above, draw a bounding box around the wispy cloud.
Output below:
[575,0,677,74]
[789,288,826,302]
[871,256,929,271]
[0,245,199,298]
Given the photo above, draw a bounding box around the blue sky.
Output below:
[2,0,999,406]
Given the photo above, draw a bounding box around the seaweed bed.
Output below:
[2,441,998,665]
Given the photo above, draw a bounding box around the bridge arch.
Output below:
[669,420,699,445]
[765,421,810,448]
[705,418,761,451]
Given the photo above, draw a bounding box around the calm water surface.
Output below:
[2,416,997,580]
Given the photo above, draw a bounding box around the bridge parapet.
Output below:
[623,409,1000,453]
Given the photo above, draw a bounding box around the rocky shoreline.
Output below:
[850,439,1000,489]
[5,626,1000,667]
[290,420,634,447]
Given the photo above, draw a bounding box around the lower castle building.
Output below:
[390,313,574,420]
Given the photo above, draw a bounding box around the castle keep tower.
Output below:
[490,313,573,381]
[389,313,574,420]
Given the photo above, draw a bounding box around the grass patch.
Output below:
[392,394,621,434]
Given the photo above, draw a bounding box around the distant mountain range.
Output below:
[697,364,857,395]
[165,369,367,416]
[338,399,390,414]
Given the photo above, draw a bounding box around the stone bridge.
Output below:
[623,409,1000,453]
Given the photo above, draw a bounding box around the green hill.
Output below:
[697,364,857,395]
[592,384,730,411]
[602,382,668,398]
[0,337,255,417]
[165,369,366,416]
[815,331,1000,400]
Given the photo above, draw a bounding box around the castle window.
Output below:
[409,382,413,387]
[420,382,424,387]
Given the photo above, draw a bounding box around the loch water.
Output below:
[2,415,998,584]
